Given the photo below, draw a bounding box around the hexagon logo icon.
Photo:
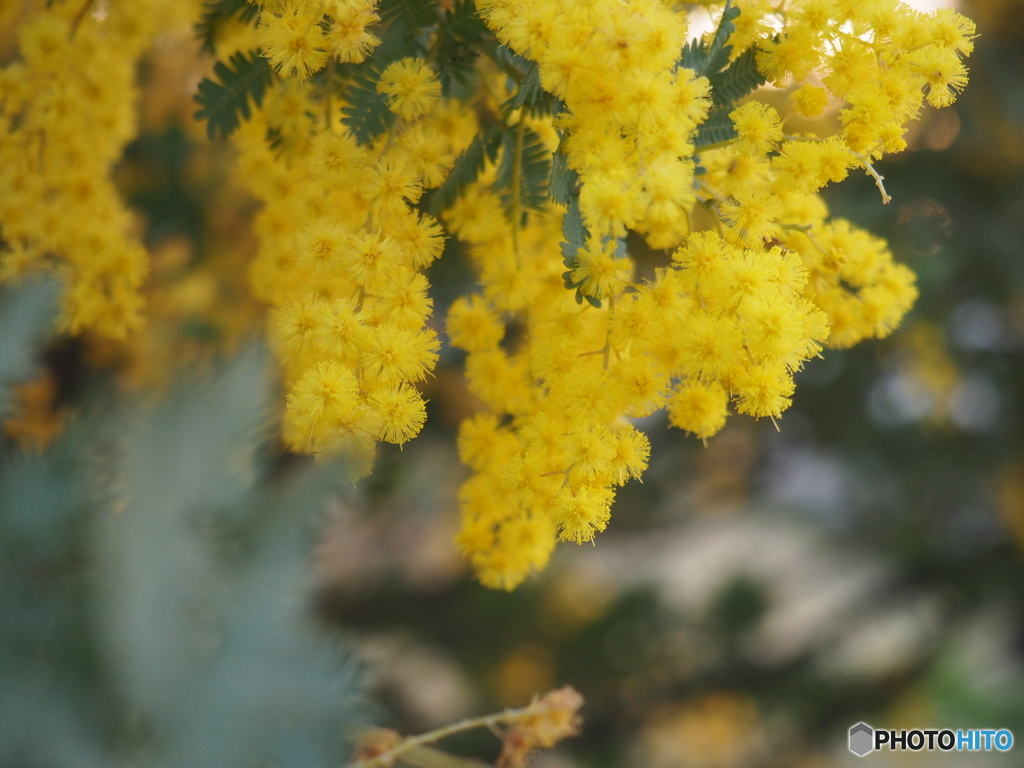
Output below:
[849,722,874,757]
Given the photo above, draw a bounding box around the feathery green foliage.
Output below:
[679,2,754,151]
[194,51,274,140]
[560,196,588,266]
[710,47,766,107]
[549,148,579,206]
[434,0,491,96]
[195,0,260,55]
[679,0,739,75]
[500,63,558,119]
[0,280,368,767]
[560,195,600,307]
[378,0,438,43]
[340,62,398,146]
[495,123,552,218]
[695,106,739,149]
[703,1,741,76]
[429,125,503,213]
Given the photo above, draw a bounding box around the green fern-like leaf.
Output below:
[703,0,741,76]
[193,51,274,140]
[710,47,766,107]
[378,0,438,40]
[680,38,706,72]
[500,63,557,118]
[428,125,503,213]
[518,127,552,211]
[560,194,589,267]
[495,124,551,218]
[195,0,259,55]
[694,107,738,149]
[492,44,530,79]
[549,149,579,206]
[435,0,490,96]
[340,63,397,146]
[679,0,741,76]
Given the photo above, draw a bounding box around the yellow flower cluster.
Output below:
[0,1,185,337]
[441,0,973,588]
[256,0,381,77]
[1,0,972,591]
[238,3,478,476]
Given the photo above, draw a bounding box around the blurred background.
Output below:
[3,0,1024,766]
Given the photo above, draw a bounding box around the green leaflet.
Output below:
[680,3,767,151]
[195,0,259,55]
[710,47,767,107]
[340,62,398,146]
[560,194,600,307]
[704,1,742,76]
[435,0,491,96]
[193,51,274,140]
[695,107,739,149]
[549,149,579,206]
[378,0,439,44]
[500,64,558,119]
[678,0,740,76]
[680,37,706,72]
[495,123,552,219]
[428,126,503,213]
[560,196,588,266]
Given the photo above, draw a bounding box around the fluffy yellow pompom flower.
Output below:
[269,294,327,365]
[609,427,650,485]
[286,361,360,440]
[365,156,424,220]
[731,101,783,156]
[362,325,440,384]
[377,58,441,120]
[325,0,381,63]
[399,125,455,188]
[733,365,795,419]
[317,403,382,478]
[372,271,433,330]
[791,84,829,117]
[309,130,369,181]
[257,9,329,78]
[295,219,348,276]
[369,384,427,445]
[447,295,505,352]
[552,484,614,544]
[339,230,402,292]
[667,382,728,439]
[570,241,631,300]
[314,299,372,365]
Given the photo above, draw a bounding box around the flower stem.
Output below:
[849,150,892,204]
[510,117,526,265]
[350,708,535,768]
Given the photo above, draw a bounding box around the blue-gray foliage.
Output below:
[0,281,367,768]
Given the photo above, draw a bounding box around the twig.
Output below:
[510,117,526,263]
[782,135,891,204]
[350,708,537,768]
[69,0,95,38]
[849,150,892,204]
